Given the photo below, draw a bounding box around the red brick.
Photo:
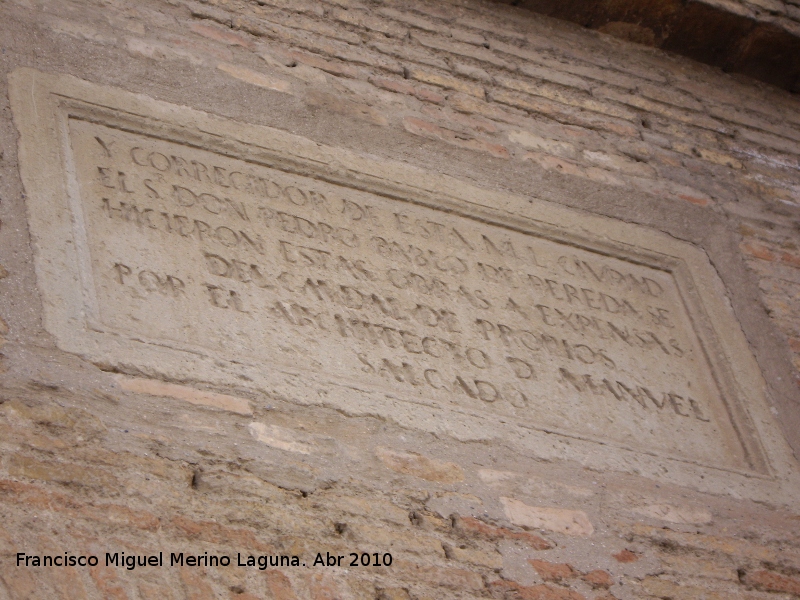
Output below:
[456,516,552,549]
[401,1,459,21]
[489,579,586,600]
[491,88,638,137]
[287,49,364,78]
[189,20,255,49]
[582,570,612,589]
[370,76,445,103]
[649,119,721,152]
[450,92,529,125]
[369,77,415,96]
[407,66,485,97]
[436,107,500,133]
[248,11,361,45]
[740,241,778,261]
[675,76,781,124]
[403,116,510,159]
[720,138,800,173]
[412,31,516,69]
[781,251,800,268]
[529,560,576,582]
[678,193,712,207]
[612,549,638,563]
[637,81,704,112]
[368,39,450,70]
[518,63,592,92]
[238,15,400,73]
[495,75,637,121]
[744,570,800,595]
[594,86,732,134]
[377,7,441,33]
[454,62,494,83]
[710,102,800,144]
[421,106,500,133]
[331,8,406,37]
[301,35,401,73]
[450,27,488,46]
[491,40,642,89]
[572,40,669,85]
[184,1,234,25]
[736,126,800,157]
[265,571,298,600]
[180,568,216,600]
[307,91,389,127]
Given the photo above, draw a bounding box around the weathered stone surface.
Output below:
[0,5,798,600]
[501,497,594,537]
[376,447,465,483]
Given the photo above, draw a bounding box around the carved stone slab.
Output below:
[10,69,799,500]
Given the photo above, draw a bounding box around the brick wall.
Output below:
[1,0,799,598]
[2,373,800,599]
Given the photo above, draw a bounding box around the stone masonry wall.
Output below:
[0,0,800,599]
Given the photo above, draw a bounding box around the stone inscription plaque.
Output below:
[72,119,737,466]
[16,70,792,487]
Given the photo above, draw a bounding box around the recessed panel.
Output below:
[14,69,790,489]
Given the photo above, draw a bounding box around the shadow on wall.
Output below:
[493,0,800,92]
